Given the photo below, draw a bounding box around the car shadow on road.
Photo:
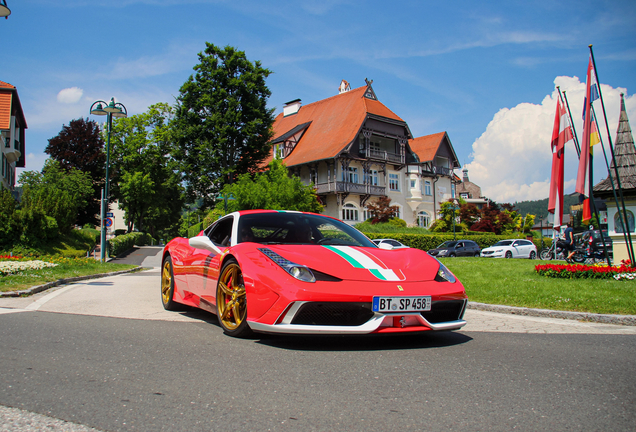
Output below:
[255,331,472,351]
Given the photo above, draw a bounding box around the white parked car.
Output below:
[372,238,409,250]
[480,239,537,259]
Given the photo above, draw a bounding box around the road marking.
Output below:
[0,307,27,315]
[24,285,77,311]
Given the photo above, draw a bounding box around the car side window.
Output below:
[207,217,234,246]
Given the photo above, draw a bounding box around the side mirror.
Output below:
[189,236,223,254]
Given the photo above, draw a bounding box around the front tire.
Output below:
[161,256,179,311]
[449,253,456,258]
[539,248,552,260]
[505,251,513,259]
[216,258,252,338]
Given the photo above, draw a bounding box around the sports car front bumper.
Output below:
[248,299,467,335]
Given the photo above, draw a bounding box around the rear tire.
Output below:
[474,252,480,257]
[572,251,586,263]
[529,251,536,260]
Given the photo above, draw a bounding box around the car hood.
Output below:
[259,244,441,282]
[481,245,507,252]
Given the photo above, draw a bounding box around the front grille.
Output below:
[291,302,374,326]
[421,300,466,323]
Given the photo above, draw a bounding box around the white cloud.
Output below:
[56,87,84,104]
[465,76,635,204]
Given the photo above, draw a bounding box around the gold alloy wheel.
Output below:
[161,259,173,306]
[217,263,247,330]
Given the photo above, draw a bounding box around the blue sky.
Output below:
[3,0,636,205]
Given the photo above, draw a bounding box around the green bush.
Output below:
[108,232,153,256]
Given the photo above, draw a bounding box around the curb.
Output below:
[0,266,145,298]
[468,301,636,326]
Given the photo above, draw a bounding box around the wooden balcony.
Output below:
[365,148,404,164]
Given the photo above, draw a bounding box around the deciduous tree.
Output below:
[220,159,323,214]
[110,103,185,238]
[172,43,275,207]
[45,118,105,226]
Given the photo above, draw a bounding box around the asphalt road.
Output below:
[0,246,635,431]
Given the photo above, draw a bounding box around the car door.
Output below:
[185,215,234,304]
[455,242,465,256]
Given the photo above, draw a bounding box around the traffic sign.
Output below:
[105,218,113,228]
[106,212,114,217]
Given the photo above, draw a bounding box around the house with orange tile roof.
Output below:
[0,80,26,196]
[266,79,461,227]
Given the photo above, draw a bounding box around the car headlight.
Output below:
[434,262,456,283]
[259,248,316,283]
[438,249,448,256]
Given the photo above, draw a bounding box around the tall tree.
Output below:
[45,118,106,226]
[110,103,185,238]
[172,43,275,207]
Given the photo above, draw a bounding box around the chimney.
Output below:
[283,99,301,116]
[339,80,350,94]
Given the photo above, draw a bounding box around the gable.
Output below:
[266,85,405,167]
[409,132,459,167]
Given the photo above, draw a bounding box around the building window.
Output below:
[424,181,432,196]
[275,144,284,159]
[343,203,359,222]
[615,210,635,233]
[388,173,399,191]
[417,211,431,228]
[410,178,416,189]
[460,193,469,199]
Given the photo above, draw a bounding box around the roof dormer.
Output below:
[283,99,302,117]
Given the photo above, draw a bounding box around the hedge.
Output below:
[108,232,154,257]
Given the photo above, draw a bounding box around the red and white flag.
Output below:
[575,56,600,198]
[548,98,573,229]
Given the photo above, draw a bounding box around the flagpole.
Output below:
[560,89,581,158]
[592,103,627,265]
[589,44,635,264]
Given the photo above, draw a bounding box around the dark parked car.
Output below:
[428,240,481,257]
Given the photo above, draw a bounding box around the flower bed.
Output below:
[0,260,59,276]
[535,262,636,280]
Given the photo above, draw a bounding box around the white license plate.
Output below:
[372,296,431,313]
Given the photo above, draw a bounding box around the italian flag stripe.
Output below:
[323,245,386,269]
[323,246,403,281]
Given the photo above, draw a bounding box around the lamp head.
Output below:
[90,102,107,116]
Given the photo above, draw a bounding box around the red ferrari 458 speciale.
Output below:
[161,210,467,337]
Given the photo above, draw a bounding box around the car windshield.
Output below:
[238,212,376,247]
[493,240,513,246]
[437,241,457,248]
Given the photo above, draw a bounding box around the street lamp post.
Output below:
[90,98,127,261]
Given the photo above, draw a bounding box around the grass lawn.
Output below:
[441,257,636,315]
[0,257,137,293]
